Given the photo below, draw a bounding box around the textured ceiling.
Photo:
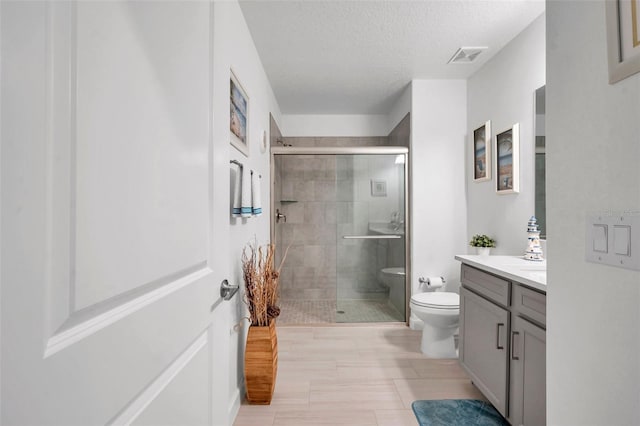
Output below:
[239,0,545,114]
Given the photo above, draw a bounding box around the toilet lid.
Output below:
[411,292,459,309]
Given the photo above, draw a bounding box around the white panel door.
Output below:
[1,2,230,425]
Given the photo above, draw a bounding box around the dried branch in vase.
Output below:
[242,242,289,326]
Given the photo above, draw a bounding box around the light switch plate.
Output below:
[586,212,640,271]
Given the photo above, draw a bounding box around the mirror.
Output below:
[534,86,546,239]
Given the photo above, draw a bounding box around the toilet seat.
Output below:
[411,292,459,310]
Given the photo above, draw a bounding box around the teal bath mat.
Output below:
[411,399,508,426]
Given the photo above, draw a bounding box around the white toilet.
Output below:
[410,282,460,358]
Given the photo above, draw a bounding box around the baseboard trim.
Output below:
[228,385,242,425]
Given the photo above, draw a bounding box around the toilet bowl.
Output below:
[379,267,406,316]
[410,292,460,358]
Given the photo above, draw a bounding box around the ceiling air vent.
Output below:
[448,47,488,64]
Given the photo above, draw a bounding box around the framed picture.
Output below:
[371,180,387,197]
[496,123,520,194]
[472,120,491,182]
[230,70,249,156]
[606,0,640,83]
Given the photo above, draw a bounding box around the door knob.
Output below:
[220,279,239,301]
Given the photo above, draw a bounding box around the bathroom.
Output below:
[5,1,640,426]
[232,2,547,423]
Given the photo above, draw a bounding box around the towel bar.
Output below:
[230,160,261,178]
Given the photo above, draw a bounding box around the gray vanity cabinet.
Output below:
[509,283,547,426]
[459,263,547,426]
[459,287,509,415]
[509,316,546,426]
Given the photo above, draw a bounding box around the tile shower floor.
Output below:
[233,325,485,426]
[277,299,404,324]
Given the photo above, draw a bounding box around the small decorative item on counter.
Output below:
[469,234,496,256]
[524,216,544,261]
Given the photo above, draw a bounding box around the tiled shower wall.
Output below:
[276,154,338,300]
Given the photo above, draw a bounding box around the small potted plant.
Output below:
[469,234,496,256]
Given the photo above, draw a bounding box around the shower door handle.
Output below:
[342,235,402,239]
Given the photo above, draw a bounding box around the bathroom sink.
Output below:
[368,222,404,236]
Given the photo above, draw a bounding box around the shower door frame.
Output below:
[270,146,411,324]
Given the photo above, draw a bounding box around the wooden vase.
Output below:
[244,320,278,404]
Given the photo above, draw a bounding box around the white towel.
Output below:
[240,166,252,218]
[251,171,262,216]
[231,164,242,217]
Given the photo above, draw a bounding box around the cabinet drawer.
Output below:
[461,264,510,307]
[512,284,546,327]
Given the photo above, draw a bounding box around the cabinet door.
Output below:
[459,288,509,416]
[509,316,546,426]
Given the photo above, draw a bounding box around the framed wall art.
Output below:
[606,0,640,83]
[230,70,249,156]
[473,120,491,182]
[371,180,387,197]
[496,123,520,194]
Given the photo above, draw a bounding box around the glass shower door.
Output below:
[335,153,407,323]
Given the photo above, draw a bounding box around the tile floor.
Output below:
[278,299,404,324]
[233,324,485,426]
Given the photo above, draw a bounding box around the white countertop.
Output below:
[454,255,547,293]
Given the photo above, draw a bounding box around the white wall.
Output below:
[547,2,640,424]
[281,84,411,137]
[281,114,388,136]
[466,14,545,255]
[410,80,467,294]
[387,85,411,133]
[212,1,282,421]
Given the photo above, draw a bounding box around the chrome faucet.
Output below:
[390,211,402,231]
[276,209,287,223]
